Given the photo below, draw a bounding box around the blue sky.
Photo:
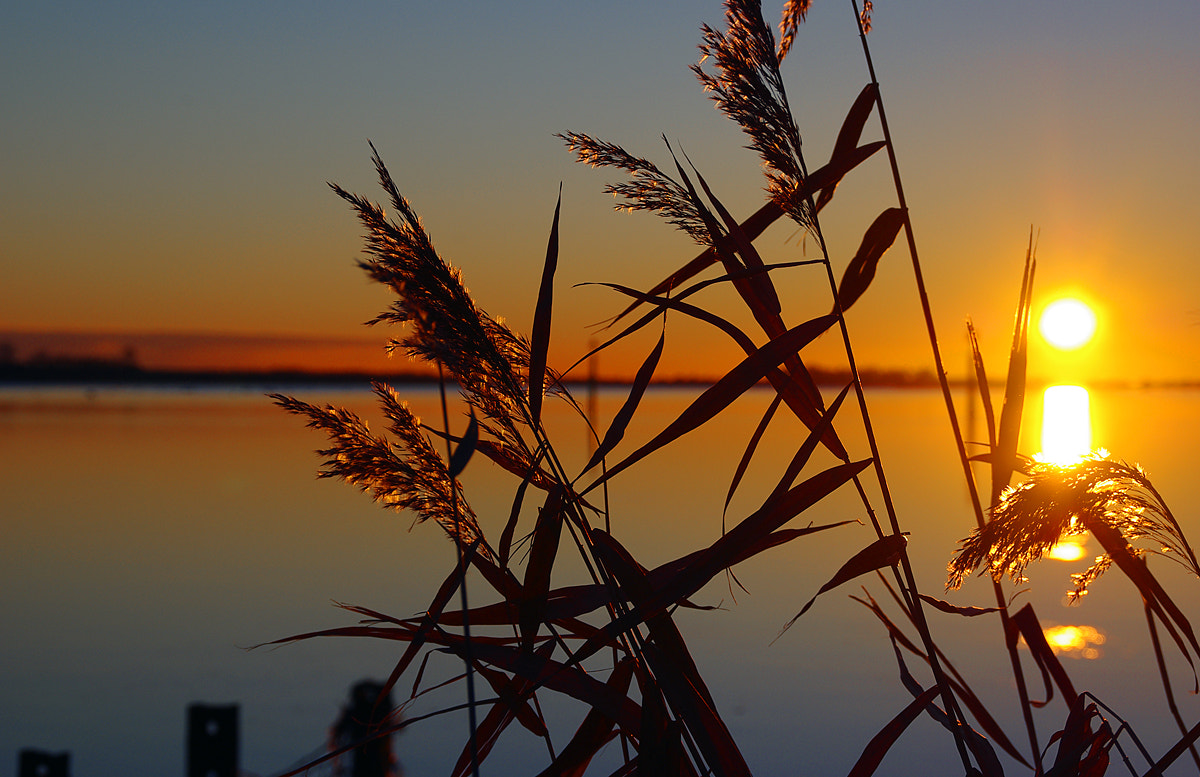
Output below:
[3,1,1199,381]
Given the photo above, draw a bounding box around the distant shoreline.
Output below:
[3,360,1198,391]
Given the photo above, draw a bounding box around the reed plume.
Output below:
[948,455,1200,599]
[693,0,810,229]
[271,389,491,559]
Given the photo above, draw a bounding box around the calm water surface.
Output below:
[3,384,1199,776]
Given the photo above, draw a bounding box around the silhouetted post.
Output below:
[186,703,238,777]
[18,749,69,777]
[331,680,399,777]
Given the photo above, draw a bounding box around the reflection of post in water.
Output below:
[1041,384,1092,465]
[331,680,402,777]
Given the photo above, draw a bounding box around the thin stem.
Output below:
[439,364,481,777]
[848,1,1042,770]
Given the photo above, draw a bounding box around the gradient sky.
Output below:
[4,1,1199,383]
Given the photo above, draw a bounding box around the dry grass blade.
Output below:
[593,531,753,777]
[917,595,1001,618]
[1009,604,1078,706]
[774,533,907,642]
[442,640,642,736]
[451,642,556,777]
[582,314,837,495]
[531,658,635,777]
[528,187,561,424]
[685,155,782,316]
[723,391,783,520]
[580,329,665,477]
[814,82,879,211]
[845,686,939,777]
[966,320,997,450]
[835,207,904,312]
[447,410,478,479]
[520,488,566,650]
[991,235,1035,501]
[851,588,1032,768]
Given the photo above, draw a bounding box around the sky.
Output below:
[3,1,1199,384]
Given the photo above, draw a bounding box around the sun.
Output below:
[1039,298,1097,350]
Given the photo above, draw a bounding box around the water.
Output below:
[3,384,1199,776]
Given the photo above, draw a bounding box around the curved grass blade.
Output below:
[846,686,938,777]
[593,530,752,777]
[686,156,782,316]
[774,533,907,642]
[917,595,1002,618]
[723,392,783,520]
[440,639,642,735]
[607,140,886,327]
[1010,604,1077,706]
[520,487,566,650]
[835,207,904,313]
[571,458,871,669]
[991,235,1035,501]
[582,314,837,495]
[966,319,997,450]
[580,329,665,476]
[814,83,879,212]
[531,658,636,777]
[448,409,479,479]
[529,187,562,424]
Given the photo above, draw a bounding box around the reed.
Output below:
[267,2,1200,775]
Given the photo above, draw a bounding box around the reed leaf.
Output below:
[440,639,642,736]
[991,236,1035,501]
[602,140,886,328]
[447,410,479,479]
[723,391,783,519]
[814,82,879,211]
[966,320,997,450]
[836,207,904,312]
[775,533,907,641]
[520,487,566,651]
[580,329,665,476]
[846,686,939,777]
[531,658,635,777]
[582,314,837,495]
[1009,604,1078,707]
[917,595,1002,618]
[528,187,561,424]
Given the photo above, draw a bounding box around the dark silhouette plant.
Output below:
[267,2,1200,775]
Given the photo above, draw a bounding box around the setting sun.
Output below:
[1039,298,1097,350]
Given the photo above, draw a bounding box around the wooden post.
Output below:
[18,749,70,777]
[186,703,238,777]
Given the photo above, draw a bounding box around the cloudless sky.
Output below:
[3,1,1199,383]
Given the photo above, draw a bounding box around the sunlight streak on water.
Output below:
[1041,385,1092,465]
[1042,624,1106,659]
[1047,540,1088,562]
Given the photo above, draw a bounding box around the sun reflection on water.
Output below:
[1042,625,1106,659]
[1040,385,1092,466]
[1046,540,1088,562]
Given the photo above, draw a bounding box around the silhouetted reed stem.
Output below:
[438,365,482,777]
[849,1,1043,770]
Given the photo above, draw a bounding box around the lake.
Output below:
[3,383,1200,776]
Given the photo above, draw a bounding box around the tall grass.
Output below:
[267,2,1200,775]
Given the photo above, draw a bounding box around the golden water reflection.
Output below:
[1046,540,1088,562]
[1040,385,1092,465]
[1043,624,1106,659]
